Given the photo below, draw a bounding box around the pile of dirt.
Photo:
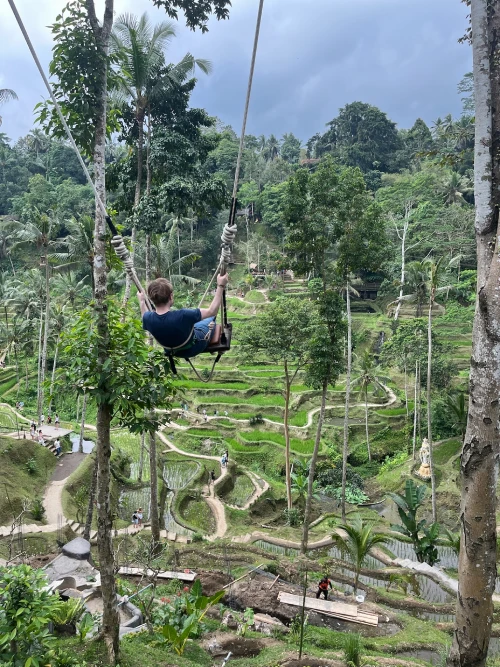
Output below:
[203,632,270,658]
[197,570,232,596]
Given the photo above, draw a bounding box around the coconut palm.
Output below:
[423,256,456,522]
[351,351,390,461]
[0,89,18,126]
[54,216,95,287]
[403,261,428,316]
[439,172,473,205]
[331,514,389,592]
[51,272,90,310]
[263,134,280,161]
[111,13,211,304]
[9,210,62,418]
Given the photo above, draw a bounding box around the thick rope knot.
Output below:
[219,223,237,274]
[221,223,237,246]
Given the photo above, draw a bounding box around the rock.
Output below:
[62,537,91,561]
[253,612,288,635]
[221,611,239,630]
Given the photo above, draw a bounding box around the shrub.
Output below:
[0,565,63,664]
[31,498,45,521]
[344,632,363,667]
[379,451,409,474]
[26,457,38,475]
[283,507,302,526]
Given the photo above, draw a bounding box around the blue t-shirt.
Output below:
[142,308,202,349]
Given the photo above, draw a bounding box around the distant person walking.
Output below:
[132,511,138,528]
[40,414,45,426]
[55,414,60,429]
[54,438,61,456]
[137,508,143,527]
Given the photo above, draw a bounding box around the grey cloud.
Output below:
[0,0,471,143]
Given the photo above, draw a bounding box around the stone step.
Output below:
[89,530,97,540]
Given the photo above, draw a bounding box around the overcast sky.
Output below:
[0,0,471,143]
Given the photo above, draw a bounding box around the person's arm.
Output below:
[200,274,229,319]
[137,291,149,317]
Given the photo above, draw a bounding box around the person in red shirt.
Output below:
[316,575,333,600]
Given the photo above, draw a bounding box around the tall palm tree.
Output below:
[351,351,390,461]
[404,261,428,316]
[423,256,455,522]
[0,89,18,126]
[111,13,211,304]
[331,514,389,592]
[264,134,280,161]
[10,210,61,419]
[48,303,69,411]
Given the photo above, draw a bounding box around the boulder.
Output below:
[62,537,91,561]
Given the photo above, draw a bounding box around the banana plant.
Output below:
[388,479,440,566]
[160,580,224,655]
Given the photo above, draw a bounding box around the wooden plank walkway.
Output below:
[278,591,378,627]
[117,566,196,582]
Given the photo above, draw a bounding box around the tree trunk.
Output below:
[404,362,409,418]
[38,256,50,417]
[138,431,145,483]
[283,361,292,511]
[36,311,43,420]
[449,2,500,664]
[149,431,160,545]
[79,393,88,454]
[87,1,119,661]
[427,297,437,523]
[145,234,151,284]
[83,455,98,541]
[301,378,327,553]
[95,402,119,661]
[365,392,371,461]
[49,334,60,412]
[412,360,418,459]
[394,214,407,321]
[341,284,352,522]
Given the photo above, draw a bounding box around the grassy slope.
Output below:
[0,435,57,523]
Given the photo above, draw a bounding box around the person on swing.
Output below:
[138,273,229,358]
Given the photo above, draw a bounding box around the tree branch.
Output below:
[84,0,100,36]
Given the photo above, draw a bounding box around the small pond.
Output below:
[70,435,95,454]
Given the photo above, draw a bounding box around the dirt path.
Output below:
[177,381,397,433]
[43,452,87,524]
[157,430,229,539]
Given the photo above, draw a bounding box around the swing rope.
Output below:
[216,0,265,279]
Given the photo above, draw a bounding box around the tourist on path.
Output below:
[132,511,139,528]
[137,508,143,527]
[54,438,61,456]
[55,414,60,429]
